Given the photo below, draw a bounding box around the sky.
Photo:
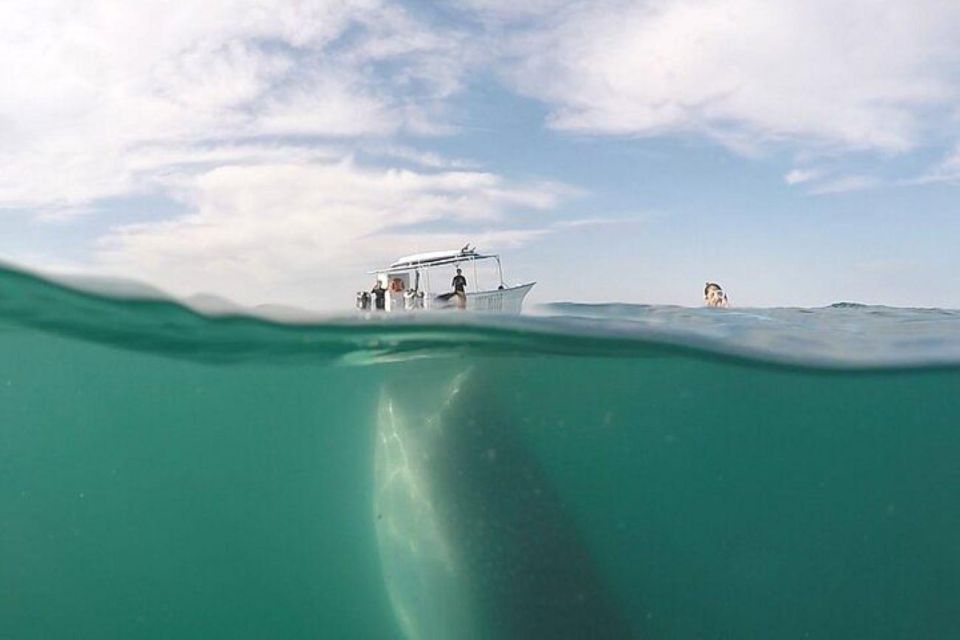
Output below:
[1,0,959,310]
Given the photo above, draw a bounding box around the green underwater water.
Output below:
[1,267,959,639]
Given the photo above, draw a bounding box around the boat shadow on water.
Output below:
[374,366,635,640]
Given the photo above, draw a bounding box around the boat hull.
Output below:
[464,282,535,313]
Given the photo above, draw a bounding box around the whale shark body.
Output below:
[373,368,632,639]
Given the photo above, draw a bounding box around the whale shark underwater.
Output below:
[373,366,633,639]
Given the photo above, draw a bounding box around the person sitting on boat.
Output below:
[452,268,467,309]
[403,287,417,311]
[371,279,386,311]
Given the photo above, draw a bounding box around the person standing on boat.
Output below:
[371,279,386,311]
[452,268,467,309]
[388,277,405,311]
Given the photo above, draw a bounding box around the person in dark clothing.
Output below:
[371,280,386,311]
[452,268,467,292]
[451,268,468,309]
[357,290,371,311]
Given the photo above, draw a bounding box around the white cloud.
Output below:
[783,166,885,195]
[807,175,881,195]
[553,215,647,229]
[913,146,960,184]
[784,169,820,186]
[458,0,571,21]
[95,158,570,308]
[0,1,468,210]
[895,146,960,187]
[490,0,960,154]
[360,145,480,170]
[6,0,954,217]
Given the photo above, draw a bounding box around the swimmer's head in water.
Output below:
[704,282,729,307]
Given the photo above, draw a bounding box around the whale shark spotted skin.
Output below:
[373,368,632,639]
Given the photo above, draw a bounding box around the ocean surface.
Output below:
[2,264,959,639]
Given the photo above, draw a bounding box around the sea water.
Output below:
[1,265,959,639]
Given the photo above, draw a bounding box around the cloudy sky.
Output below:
[2,0,959,309]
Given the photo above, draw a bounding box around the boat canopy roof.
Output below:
[372,247,498,273]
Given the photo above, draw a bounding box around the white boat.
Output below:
[358,247,535,313]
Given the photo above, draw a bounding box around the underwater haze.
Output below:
[2,265,960,639]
